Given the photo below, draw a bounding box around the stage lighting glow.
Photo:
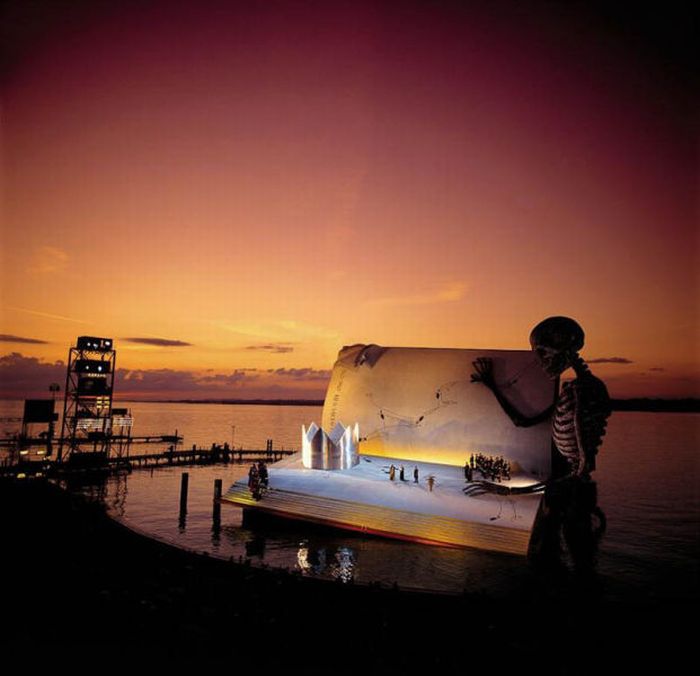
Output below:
[76,336,114,351]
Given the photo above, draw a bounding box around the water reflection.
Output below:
[111,472,128,517]
[211,519,221,546]
[211,497,222,546]
[45,409,696,600]
[296,541,356,583]
[332,547,355,583]
[297,542,325,573]
[245,534,267,559]
[73,466,606,593]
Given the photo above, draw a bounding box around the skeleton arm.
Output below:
[488,382,553,428]
[570,375,611,476]
[471,358,554,428]
[573,386,588,476]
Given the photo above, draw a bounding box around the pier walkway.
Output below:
[0,446,296,479]
[124,446,294,468]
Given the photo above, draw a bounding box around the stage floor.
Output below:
[222,454,543,555]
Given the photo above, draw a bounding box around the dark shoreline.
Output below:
[2,396,698,412]
[610,398,700,413]
[115,397,700,413]
[0,478,692,669]
[143,398,326,406]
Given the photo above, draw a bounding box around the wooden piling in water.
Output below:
[179,472,189,517]
[213,478,222,528]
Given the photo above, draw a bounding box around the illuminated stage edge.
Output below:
[222,453,543,556]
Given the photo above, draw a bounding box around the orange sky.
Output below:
[1,1,697,399]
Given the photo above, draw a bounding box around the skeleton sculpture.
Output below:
[468,316,611,495]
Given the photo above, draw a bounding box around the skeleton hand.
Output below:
[471,357,495,388]
[464,480,512,497]
[464,480,546,497]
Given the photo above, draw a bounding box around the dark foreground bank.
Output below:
[0,480,692,672]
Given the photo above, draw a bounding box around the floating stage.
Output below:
[222,453,543,555]
[224,343,556,556]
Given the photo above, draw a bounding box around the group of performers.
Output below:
[247,461,269,500]
[464,452,511,483]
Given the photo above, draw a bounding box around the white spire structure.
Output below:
[301,421,360,470]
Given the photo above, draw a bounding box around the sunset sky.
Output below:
[1,0,697,400]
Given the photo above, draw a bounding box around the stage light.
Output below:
[76,336,114,351]
[76,359,111,374]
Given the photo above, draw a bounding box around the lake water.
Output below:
[2,400,698,598]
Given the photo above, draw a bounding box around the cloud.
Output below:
[269,368,332,380]
[6,305,89,324]
[365,281,467,308]
[649,367,665,372]
[117,367,254,391]
[28,246,69,274]
[118,368,200,390]
[0,334,49,344]
[0,353,330,400]
[116,365,328,397]
[123,337,193,347]
[0,353,65,396]
[588,357,634,364]
[199,371,260,385]
[214,319,339,342]
[115,367,262,395]
[245,344,294,354]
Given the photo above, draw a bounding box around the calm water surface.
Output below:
[2,401,698,597]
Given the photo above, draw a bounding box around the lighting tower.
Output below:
[58,336,116,463]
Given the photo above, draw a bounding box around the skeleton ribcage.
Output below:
[552,377,611,472]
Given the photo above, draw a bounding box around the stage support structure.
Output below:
[58,336,116,464]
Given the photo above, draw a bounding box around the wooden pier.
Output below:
[0,445,297,479]
[123,446,295,469]
[0,434,183,450]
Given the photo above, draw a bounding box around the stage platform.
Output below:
[221,454,543,555]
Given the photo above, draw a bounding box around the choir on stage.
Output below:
[464,453,510,483]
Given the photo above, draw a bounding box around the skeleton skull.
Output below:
[529,316,585,379]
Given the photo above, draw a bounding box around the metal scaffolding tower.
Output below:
[58,336,116,463]
[110,407,134,458]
